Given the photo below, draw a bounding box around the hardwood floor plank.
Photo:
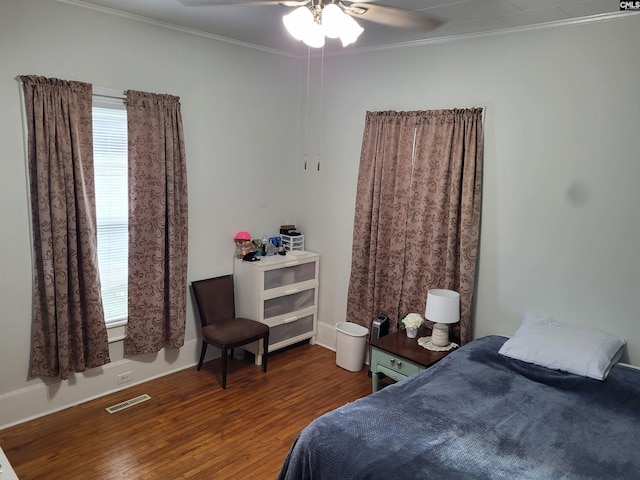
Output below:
[0,343,372,479]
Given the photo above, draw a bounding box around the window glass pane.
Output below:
[93,106,128,326]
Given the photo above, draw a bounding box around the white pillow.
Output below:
[498,314,625,380]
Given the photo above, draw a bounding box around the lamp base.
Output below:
[431,322,450,347]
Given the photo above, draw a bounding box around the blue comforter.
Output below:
[277,336,640,479]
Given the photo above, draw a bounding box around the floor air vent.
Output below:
[105,394,151,414]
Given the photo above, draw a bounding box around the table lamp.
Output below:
[425,289,460,347]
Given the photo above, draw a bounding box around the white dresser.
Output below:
[234,251,319,365]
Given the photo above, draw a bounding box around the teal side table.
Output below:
[369,330,452,393]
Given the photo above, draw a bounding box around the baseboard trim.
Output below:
[315,321,337,351]
[1,327,349,429]
[0,339,202,430]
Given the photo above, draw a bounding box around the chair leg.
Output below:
[262,333,269,373]
[221,347,228,389]
[197,341,208,371]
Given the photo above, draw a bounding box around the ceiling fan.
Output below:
[179,0,443,48]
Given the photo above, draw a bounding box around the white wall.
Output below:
[303,16,640,365]
[0,0,301,428]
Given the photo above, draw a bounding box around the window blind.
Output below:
[93,105,128,327]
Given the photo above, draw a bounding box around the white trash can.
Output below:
[335,321,369,372]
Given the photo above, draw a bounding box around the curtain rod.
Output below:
[93,86,126,101]
[93,87,126,107]
[93,92,125,100]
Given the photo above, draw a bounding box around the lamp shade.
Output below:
[339,14,363,47]
[283,6,314,41]
[302,21,326,48]
[321,3,344,39]
[425,289,460,325]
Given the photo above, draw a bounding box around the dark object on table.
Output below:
[243,251,259,262]
[280,224,299,235]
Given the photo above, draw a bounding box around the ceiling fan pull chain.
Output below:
[316,45,325,173]
[303,47,312,170]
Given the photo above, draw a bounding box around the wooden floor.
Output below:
[0,343,373,480]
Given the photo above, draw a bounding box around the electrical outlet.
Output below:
[116,371,132,385]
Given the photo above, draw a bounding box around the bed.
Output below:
[278,323,640,479]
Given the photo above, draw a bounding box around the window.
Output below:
[92,91,128,328]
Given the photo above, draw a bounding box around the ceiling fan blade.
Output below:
[179,0,304,6]
[343,2,442,31]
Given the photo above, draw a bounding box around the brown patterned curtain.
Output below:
[124,90,189,355]
[347,109,483,345]
[21,75,110,379]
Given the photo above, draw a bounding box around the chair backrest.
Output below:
[191,275,236,327]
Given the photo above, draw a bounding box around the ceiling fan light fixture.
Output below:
[283,6,314,41]
[321,3,344,39]
[302,21,326,48]
[283,3,363,48]
[339,14,363,47]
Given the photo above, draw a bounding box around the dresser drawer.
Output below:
[376,365,411,383]
[269,313,315,347]
[263,260,316,290]
[263,287,315,320]
[371,348,423,377]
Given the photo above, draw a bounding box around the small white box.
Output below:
[281,234,304,251]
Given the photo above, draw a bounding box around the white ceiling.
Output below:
[65,0,627,56]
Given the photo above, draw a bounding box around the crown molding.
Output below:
[331,11,640,57]
[53,1,640,60]
[54,0,298,58]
